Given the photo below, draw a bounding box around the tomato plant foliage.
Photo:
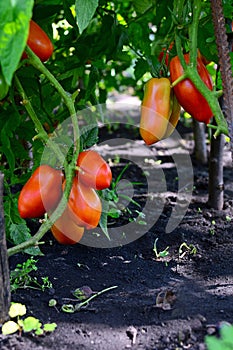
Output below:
[0,0,232,253]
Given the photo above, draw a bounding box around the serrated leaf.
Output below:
[75,0,99,34]
[9,223,43,256]
[99,198,110,240]
[1,321,19,335]
[0,0,34,85]
[80,125,99,149]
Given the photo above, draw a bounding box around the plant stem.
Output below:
[25,46,80,153]
[14,75,65,165]
[75,285,118,311]
[7,164,74,257]
[8,49,82,257]
[172,0,229,137]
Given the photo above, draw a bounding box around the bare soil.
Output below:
[1,111,233,350]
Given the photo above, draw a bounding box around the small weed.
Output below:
[153,238,170,260]
[205,322,233,350]
[209,220,216,236]
[178,242,197,259]
[10,257,53,292]
[1,303,57,336]
[226,215,232,222]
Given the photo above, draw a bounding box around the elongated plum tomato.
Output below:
[51,208,84,245]
[76,150,112,190]
[64,177,102,230]
[170,53,213,124]
[18,165,63,219]
[22,20,53,62]
[140,77,172,145]
[163,91,181,139]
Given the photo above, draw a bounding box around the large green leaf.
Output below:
[0,0,34,85]
[75,0,99,34]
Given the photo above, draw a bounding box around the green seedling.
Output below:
[153,238,170,260]
[205,322,233,350]
[98,163,145,239]
[61,285,118,313]
[10,257,53,292]
[1,303,57,336]
[178,242,197,259]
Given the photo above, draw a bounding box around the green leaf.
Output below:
[20,316,41,333]
[1,321,19,335]
[9,303,27,318]
[43,323,57,332]
[80,124,99,149]
[75,0,99,34]
[132,0,152,13]
[0,0,34,85]
[9,223,43,256]
[134,58,149,81]
[99,199,110,240]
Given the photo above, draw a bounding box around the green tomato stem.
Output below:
[8,49,82,257]
[14,75,65,165]
[24,46,80,153]
[173,0,229,137]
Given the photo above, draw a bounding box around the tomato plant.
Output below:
[18,165,63,219]
[140,77,180,145]
[51,208,84,245]
[22,20,53,62]
[170,53,214,124]
[76,150,112,190]
[64,177,102,230]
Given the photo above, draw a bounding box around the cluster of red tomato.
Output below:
[18,150,112,245]
[140,44,214,145]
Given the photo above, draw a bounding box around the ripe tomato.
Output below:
[51,208,84,245]
[18,165,63,219]
[76,150,112,190]
[163,92,181,139]
[170,53,213,124]
[22,20,53,62]
[64,177,102,230]
[140,77,172,145]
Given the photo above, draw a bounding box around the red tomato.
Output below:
[51,208,84,245]
[170,53,213,124]
[76,150,112,190]
[140,77,172,145]
[18,165,63,219]
[22,20,53,62]
[64,177,102,230]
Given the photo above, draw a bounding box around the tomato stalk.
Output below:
[24,46,80,151]
[172,0,229,137]
[8,47,82,256]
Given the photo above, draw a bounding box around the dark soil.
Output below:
[1,106,233,350]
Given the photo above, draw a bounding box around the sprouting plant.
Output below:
[153,238,170,260]
[1,303,57,336]
[61,285,118,313]
[205,322,233,350]
[209,220,216,236]
[10,257,53,292]
[98,163,145,238]
[178,242,197,259]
